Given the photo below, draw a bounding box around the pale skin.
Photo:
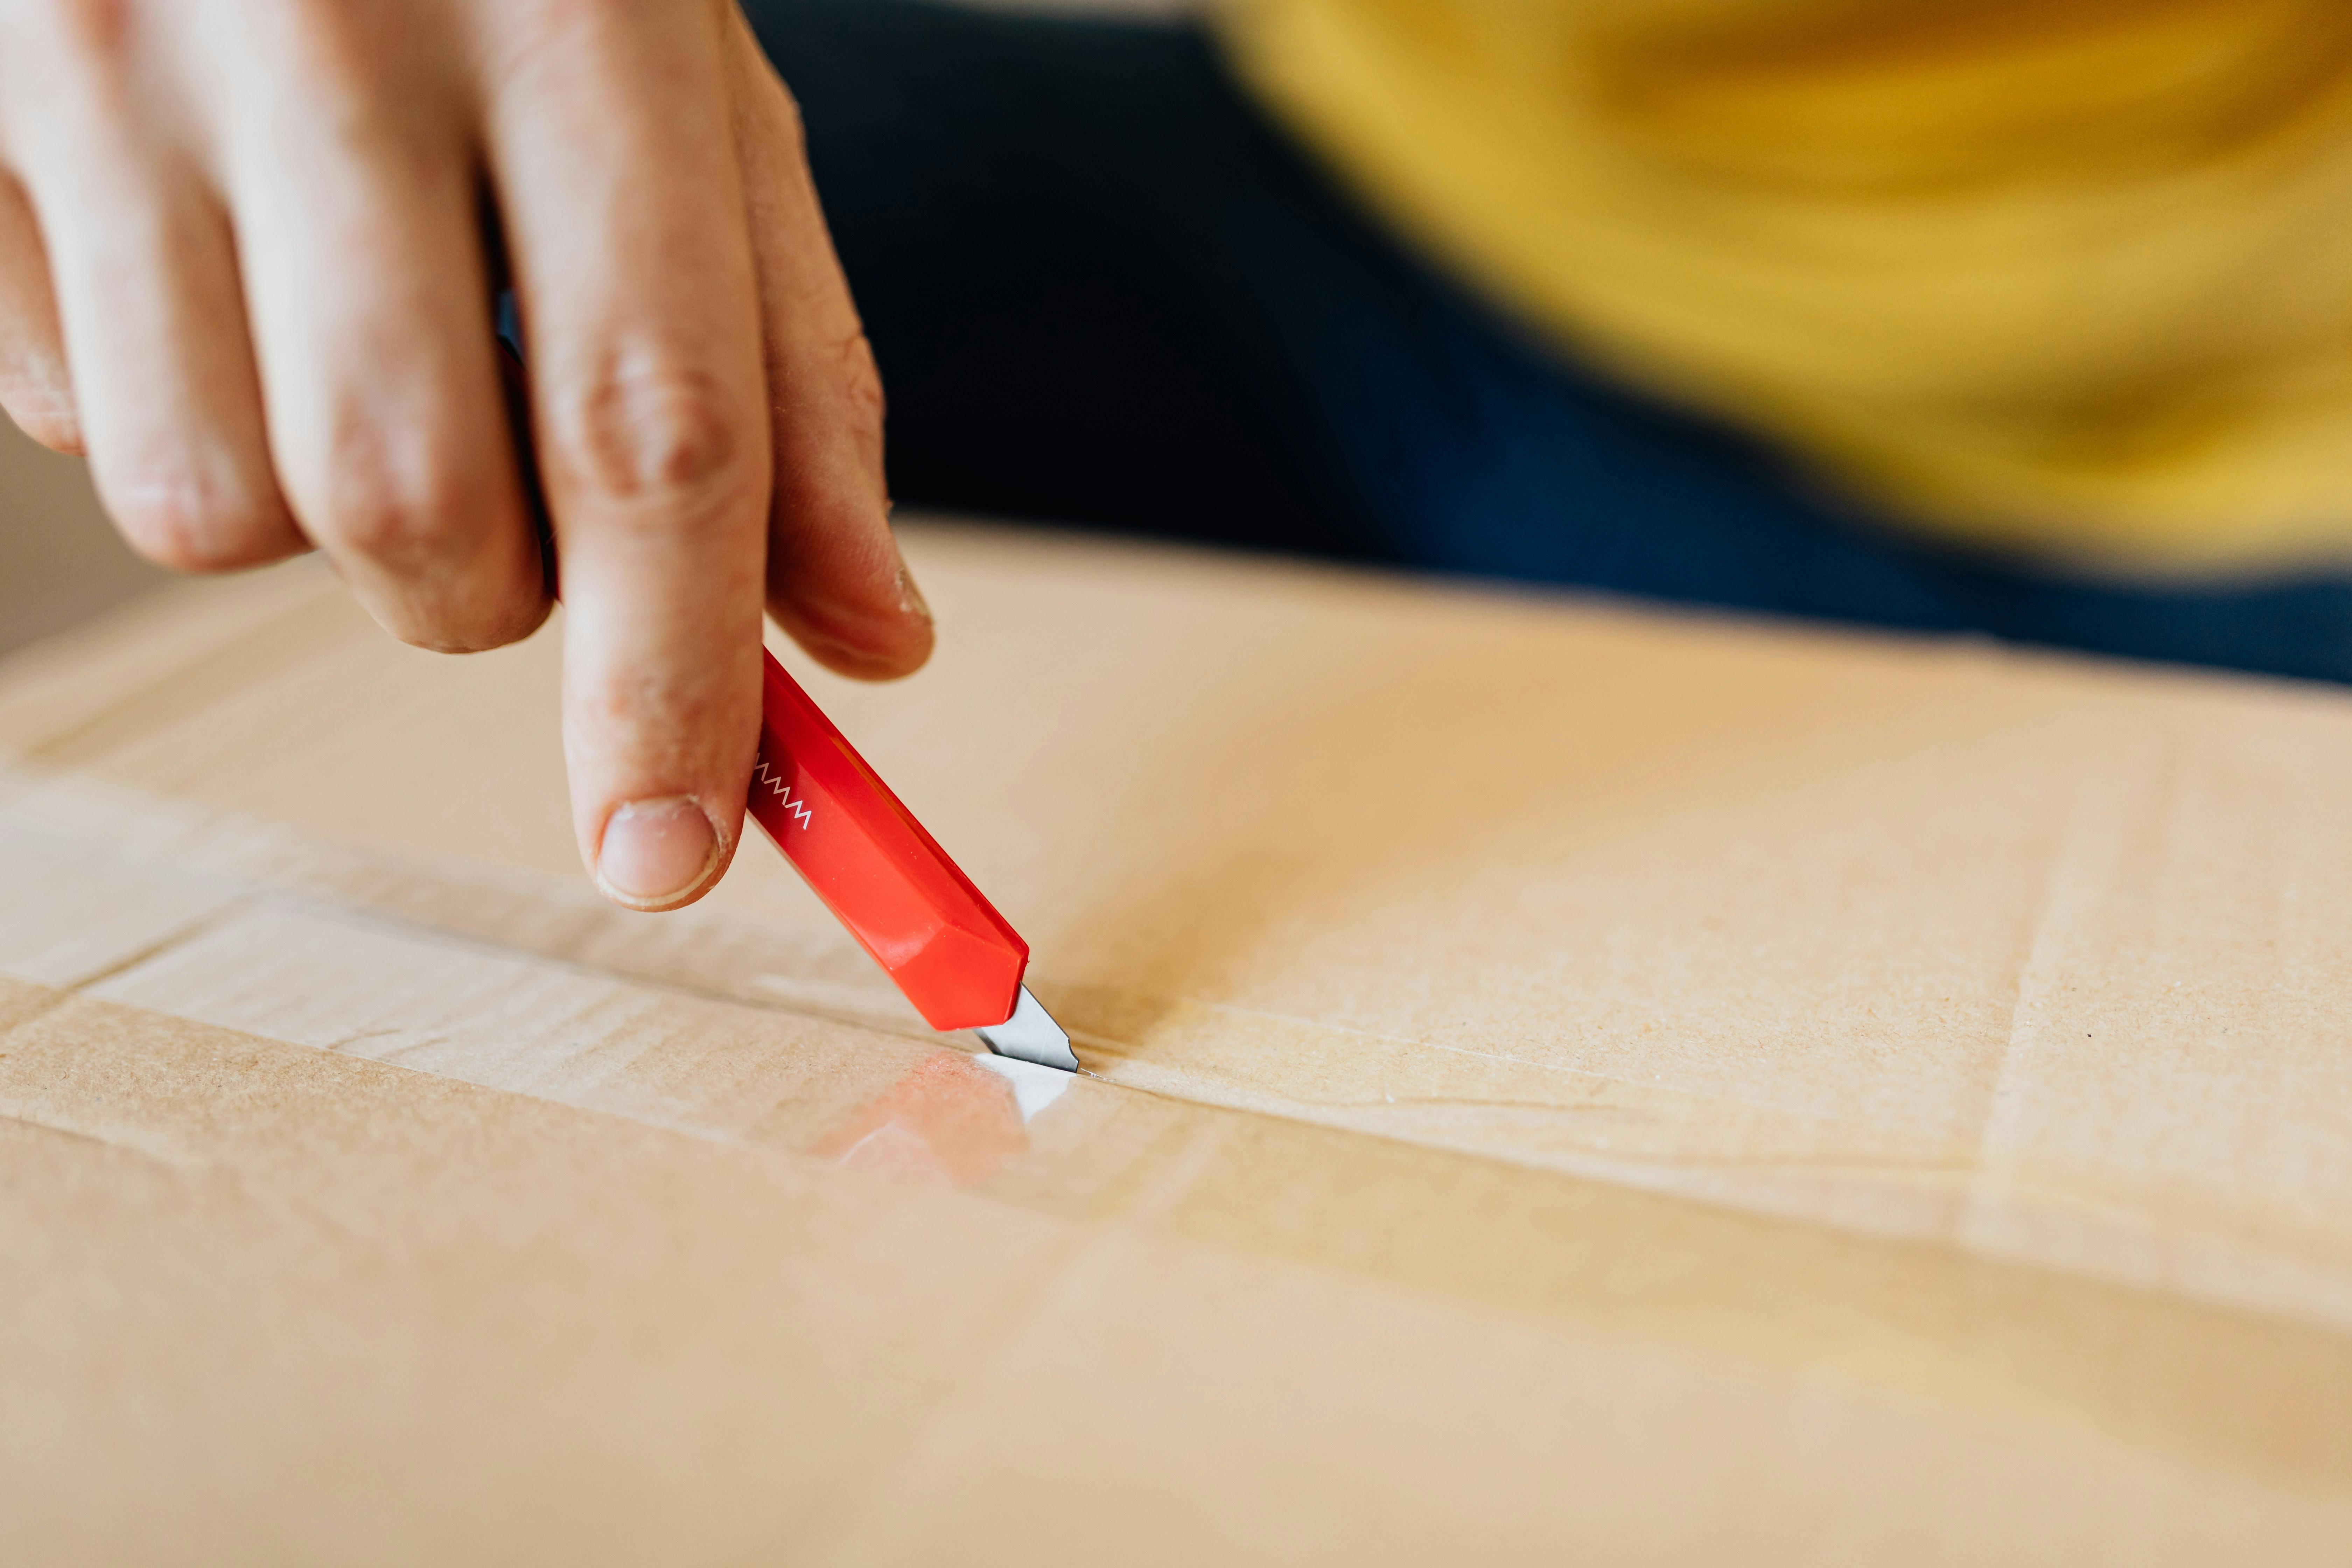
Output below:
[0,0,934,910]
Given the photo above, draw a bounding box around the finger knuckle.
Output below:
[552,356,755,512]
[1,390,83,455]
[18,409,85,455]
[839,328,884,428]
[771,83,807,154]
[106,478,284,573]
[570,662,731,743]
[457,594,552,653]
[40,0,135,67]
[259,0,401,106]
[318,456,475,573]
[393,601,547,657]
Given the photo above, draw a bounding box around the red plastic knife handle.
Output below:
[746,648,1028,1031]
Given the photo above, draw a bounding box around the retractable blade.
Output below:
[746,648,1078,1072]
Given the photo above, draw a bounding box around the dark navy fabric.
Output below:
[744,0,2352,684]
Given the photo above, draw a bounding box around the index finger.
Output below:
[483,2,771,911]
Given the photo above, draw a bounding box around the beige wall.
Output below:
[0,419,165,657]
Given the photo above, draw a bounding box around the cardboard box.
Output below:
[2,520,2348,1563]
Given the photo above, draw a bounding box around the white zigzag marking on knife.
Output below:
[750,759,813,828]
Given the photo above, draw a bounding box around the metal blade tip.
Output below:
[975,985,1078,1073]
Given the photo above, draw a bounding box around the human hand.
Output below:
[0,0,931,910]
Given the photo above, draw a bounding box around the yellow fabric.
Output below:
[1214,0,2352,574]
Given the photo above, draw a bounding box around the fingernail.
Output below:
[596,796,722,909]
[896,558,931,625]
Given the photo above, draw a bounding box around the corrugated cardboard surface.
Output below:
[2,521,2348,1563]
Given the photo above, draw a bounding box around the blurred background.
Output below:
[0,0,1173,663]
[8,0,2351,682]
[0,416,163,658]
